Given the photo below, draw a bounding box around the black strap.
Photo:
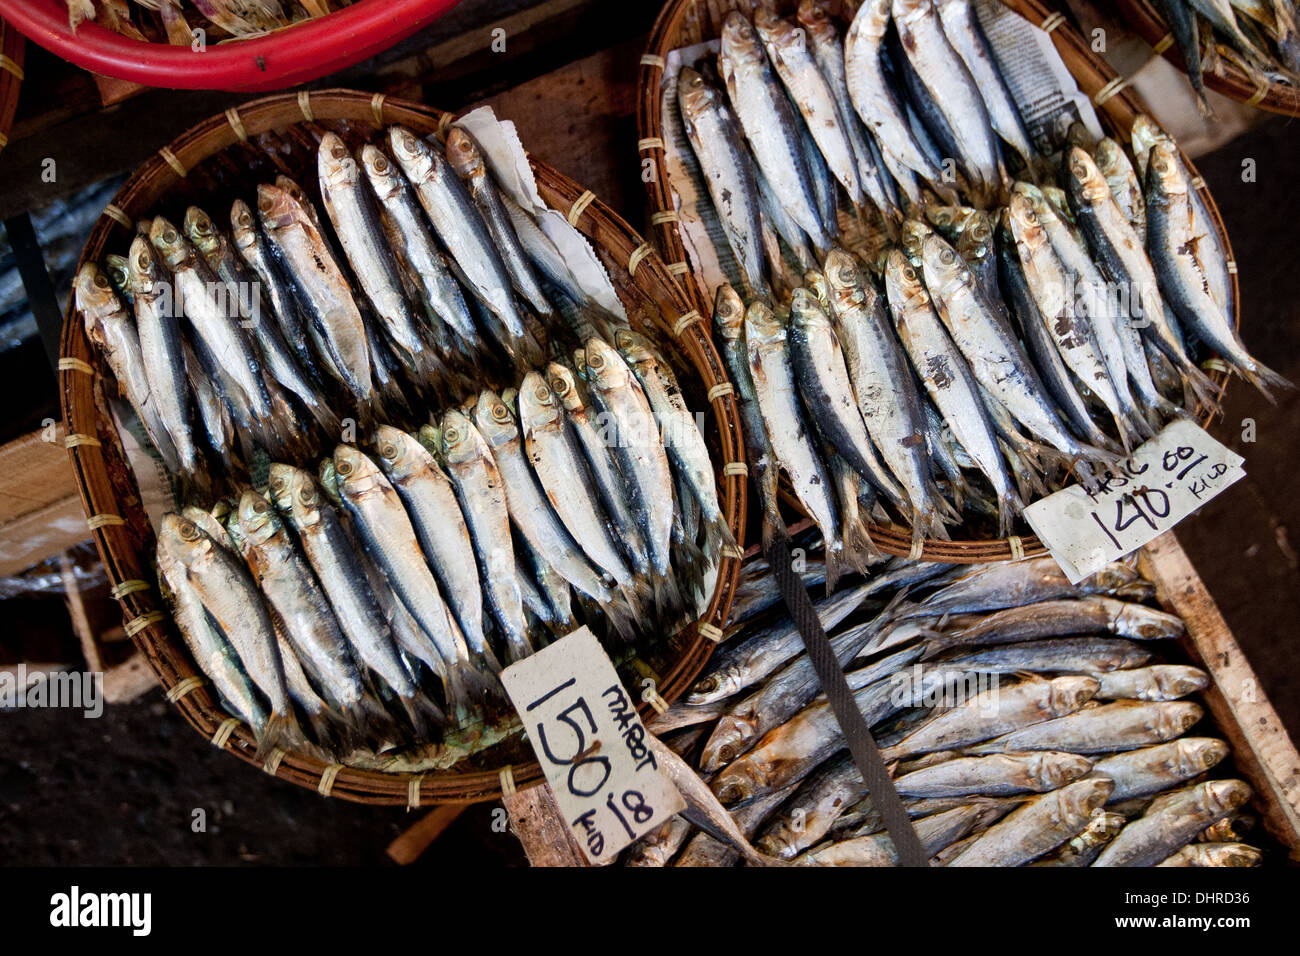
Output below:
[5,213,63,375]
[766,538,929,867]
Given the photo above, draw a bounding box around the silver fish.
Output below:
[968,699,1203,755]
[895,751,1094,798]
[719,11,829,251]
[1094,779,1251,867]
[1089,737,1229,802]
[946,778,1114,866]
[230,198,314,374]
[1157,842,1262,867]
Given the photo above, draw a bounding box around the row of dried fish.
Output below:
[677,2,1287,555]
[627,553,1263,866]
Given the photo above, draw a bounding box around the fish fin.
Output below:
[824,543,845,595]
[253,710,295,762]
[600,598,642,644]
[998,489,1024,540]
[845,517,883,573]
[705,511,738,553]
[1173,356,1224,417]
[452,660,502,717]
[1241,359,1295,403]
[398,691,446,740]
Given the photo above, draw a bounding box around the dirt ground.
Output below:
[2,101,1297,871]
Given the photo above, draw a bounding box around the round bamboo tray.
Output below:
[637,0,1236,564]
[0,17,25,156]
[1114,0,1300,116]
[60,89,747,806]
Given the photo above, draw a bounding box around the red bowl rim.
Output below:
[0,0,463,92]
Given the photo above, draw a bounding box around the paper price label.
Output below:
[1024,421,1245,583]
[500,627,685,864]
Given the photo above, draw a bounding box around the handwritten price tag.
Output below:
[1024,420,1245,583]
[500,627,685,864]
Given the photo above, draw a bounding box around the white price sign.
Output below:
[1024,421,1245,583]
[500,627,685,864]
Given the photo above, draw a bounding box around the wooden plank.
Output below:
[60,551,101,673]
[385,804,469,865]
[1141,532,1300,857]
[0,425,89,576]
[503,783,589,867]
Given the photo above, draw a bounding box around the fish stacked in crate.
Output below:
[627,552,1265,866]
[75,120,729,767]
[65,0,341,43]
[673,0,1286,566]
[1144,0,1300,110]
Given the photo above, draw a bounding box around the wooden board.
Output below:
[1140,532,1300,855]
[0,425,87,577]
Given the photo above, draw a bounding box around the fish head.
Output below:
[440,408,489,467]
[1176,737,1228,776]
[1130,114,1167,164]
[1201,779,1251,815]
[613,327,656,367]
[1155,665,1209,699]
[318,458,345,508]
[711,283,746,342]
[801,268,830,311]
[445,127,487,182]
[709,753,764,806]
[1116,602,1184,640]
[333,444,386,497]
[255,184,299,232]
[1049,674,1100,714]
[920,232,970,290]
[230,199,259,253]
[796,0,836,42]
[149,216,196,273]
[235,489,281,546]
[823,248,867,304]
[416,424,446,465]
[1041,186,1074,223]
[742,299,786,352]
[856,0,892,37]
[1146,141,1185,198]
[74,262,122,334]
[882,247,929,312]
[500,387,519,416]
[1207,845,1262,867]
[359,145,403,204]
[753,7,802,51]
[1116,642,1155,670]
[517,372,565,435]
[1155,701,1204,741]
[1059,777,1114,818]
[182,206,223,263]
[159,513,214,567]
[699,714,758,773]
[126,233,167,299]
[267,463,319,520]
[103,255,131,295]
[1005,189,1046,245]
[1033,751,1095,789]
[583,336,634,393]
[374,424,428,481]
[789,286,831,331]
[1093,137,1123,178]
[900,219,933,265]
[539,364,582,419]
[1088,560,1140,592]
[388,126,436,184]
[676,66,720,121]
[1067,146,1111,206]
[318,132,360,191]
[720,11,766,66]
[685,666,742,706]
[275,176,315,212]
[474,388,522,448]
[892,0,931,26]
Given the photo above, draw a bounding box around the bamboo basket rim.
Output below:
[59,88,747,807]
[636,0,1237,565]
[0,18,25,158]
[1114,0,1300,117]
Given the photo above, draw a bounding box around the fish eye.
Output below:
[401,132,417,151]
[379,442,398,459]
[549,376,568,396]
[258,195,274,212]
[299,487,316,505]
[136,252,150,270]
[533,384,552,404]
[588,353,605,370]
[336,459,353,476]
[250,497,269,514]
[179,520,201,541]
[444,426,459,444]
[374,156,388,172]
[903,267,916,281]
[94,273,110,289]
[237,211,253,226]
[162,228,177,243]
[492,403,511,422]
[269,476,285,495]
[939,249,955,265]
[331,143,347,160]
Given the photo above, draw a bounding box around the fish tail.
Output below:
[998,489,1024,540]
[501,633,535,665]
[600,598,642,644]
[398,691,446,740]
[253,710,296,762]
[845,518,883,574]
[450,660,500,720]
[1176,357,1225,416]
[1242,358,1295,403]
[705,510,738,552]
[824,542,845,595]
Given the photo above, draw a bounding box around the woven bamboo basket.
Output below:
[0,18,24,156]
[60,89,747,806]
[636,0,1236,564]
[1114,0,1300,117]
